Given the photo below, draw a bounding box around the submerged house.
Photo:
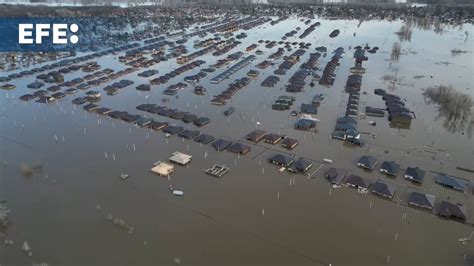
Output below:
[325,167,345,185]
[371,181,396,199]
[264,133,285,145]
[212,139,232,152]
[288,158,313,174]
[194,117,210,127]
[408,192,435,210]
[148,121,168,130]
[281,138,298,150]
[344,174,370,190]
[380,161,400,176]
[437,201,467,222]
[294,118,317,131]
[300,103,318,115]
[268,154,294,167]
[246,130,266,143]
[404,167,425,183]
[194,134,215,145]
[226,142,251,155]
[178,130,200,140]
[434,175,467,192]
[163,125,184,135]
[357,155,377,170]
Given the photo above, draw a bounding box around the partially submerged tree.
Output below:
[423,85,474,136]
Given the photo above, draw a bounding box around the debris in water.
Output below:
[22,241,32,256]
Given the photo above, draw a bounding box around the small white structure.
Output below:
[150,161,174,176]
[172,190,184,196]
[169,152,192,165]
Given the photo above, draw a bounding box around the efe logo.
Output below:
[19,23,79,44]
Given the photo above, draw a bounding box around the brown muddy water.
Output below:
[0,16,473,266]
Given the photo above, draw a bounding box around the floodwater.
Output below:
[1,16,473,266]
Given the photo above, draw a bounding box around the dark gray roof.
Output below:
[288,157,313,173]
[325,167,345,184]
[344,174,369,189]
[371,181,396,198]
[227,142,250,154]
[268,154,294,167]
[438,201,467,221]
[148,121,168,130]
[281,138,298,149]
[408,192,435,209]
[264,133,285,143]
[380,161,400,176]
[358,155,377,170]
[212,139,232,151]
[300,103,318,114]
[162,125,184,135]
[434,175,467,192]
[178,130,200,139]
[246,130,266,142]
[108,111,127,119]
[121,113,141,123]
[194,134,215,144]
[194,117,210,127]
[405,167,425,182]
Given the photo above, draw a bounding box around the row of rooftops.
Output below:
[377,91,415,126]
[245,130,299,149]
[136,103,210,127]
[1,43,138,83]
[211,77,251,106]
[325,167,467,222]
[319,47,344,86]
[357,155,427,183]
[268,154,313,174]
[210,55,256,84]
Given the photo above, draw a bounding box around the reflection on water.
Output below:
[396,24,413,42]
[423,85,474,136]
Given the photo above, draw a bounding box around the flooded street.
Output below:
[1,11,474,266]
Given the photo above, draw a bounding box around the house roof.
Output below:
[194,117,210,127]
[212,139,232,151]
[148,121,168,130]
[295,119,316,129]
[108,110,127,119]
[178,130,200,139]
[122,113,141,123]
[380,161,400,175]
[246,130,266,142]
[434,175,467,191]
[227,142,251,154]
[408,192,435,209]
[264,133,285,143]
[194,134,215,144]
[325,167,345,184]
[268,154,294,166]
[344,174,369,189]
[163,125,184,135]
[358,155,377,169]
[371,181,396,198]
[169,152,192,165]
[83,103,99,111]
[335,123,357,132]
[300,103,318,114]
[405,167,425,182]
[288,157,313,173]
[281,138,298,148]
[438,201,467,221]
